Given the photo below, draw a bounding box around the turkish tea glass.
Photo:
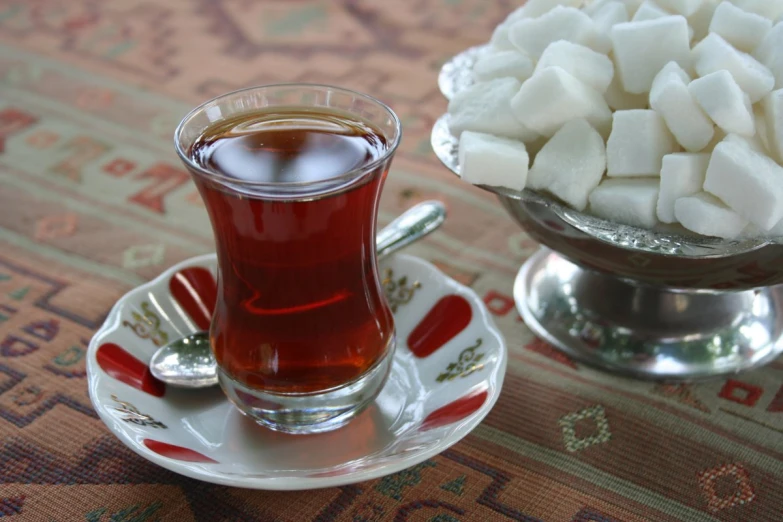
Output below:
[174,84,401,434]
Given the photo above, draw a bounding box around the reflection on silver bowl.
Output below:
[434,49,783,380]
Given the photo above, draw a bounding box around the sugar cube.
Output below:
[489,23,516,52]
[656,0,705,17]
[688,0,719,41]
[743,218,783,238]
[592,1,630,32]
[674,192,749,238]
[649,62,715,151]
[473,50,534,83]
[657,153,710,222]
[458,131,529,191]
[771,219,783,236]
[589,178,661,228]
[632,1,697,38]
[607,110,678,176]
[729,0,783,21]
[448,78,541,142]
[709,1,772,53]
[535,41,615,93]
[723,132,768,155]
[754,23,783,89]
[651,60,691,86]
[692,33,774,103]
[632,1,672,21]
[604,66,650,109]
[704,138,783,229]
[611,17,692,93]
[510,66,612,137]
[688,70,755,136]
[528,119,607,210]
[508,7,608,59]
[510,0,583,20]
[762,89,783,162]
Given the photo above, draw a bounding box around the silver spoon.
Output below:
[150,200,447,388]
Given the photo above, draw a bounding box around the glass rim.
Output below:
[173,82,402,190]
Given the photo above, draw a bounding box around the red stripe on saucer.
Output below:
[143,439,217,463]
[169,267,217,331]
[96,343,165,397]
[420,389,488,431]
[407,295,472,358]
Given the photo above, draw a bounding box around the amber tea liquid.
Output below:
[191,108,395,394]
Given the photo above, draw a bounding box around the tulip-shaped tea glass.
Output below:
[175,84,401,434]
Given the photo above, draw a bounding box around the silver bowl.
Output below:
[434,49,783,380]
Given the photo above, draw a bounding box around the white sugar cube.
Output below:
[649,62,714,151]
[688,0,719,41]
[657,153,710,222]
[607,110,678,176]
[688,70,755,136]
[633,1,697,38]
[589,178,661,228]
[604,68,650,109]
[611,17,692,93]
[743,218,783,238]
[709,1,772,53]
[692,33,774,102]
[704,138,783,229]
[448,78,540,142]
[652,60,691,86]
[528,119,607,210]
[762,89,783,161]
[508,7,609,59]
[729,0,783,20]
[510,0,583,20]
[592,1,630,32]
[754,23,783,89]
[724,132,768,155]
[510,66,612,137]
[632,1,671,21]
[674,192,749,238]
[489,23,516,51]
[535,41,615,93]
[458,131,529,191]
[473,51,534,83]
[656,0,705,17]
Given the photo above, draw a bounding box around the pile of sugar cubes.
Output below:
[450,0,783,239]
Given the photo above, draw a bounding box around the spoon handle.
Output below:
[376,201,447,259]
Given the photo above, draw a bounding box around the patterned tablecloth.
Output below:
[0,1,781,520]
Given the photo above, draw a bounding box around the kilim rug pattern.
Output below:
[0,1,781,520]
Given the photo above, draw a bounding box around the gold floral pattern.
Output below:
[437,338,485,382]
[382,269,421,313]
[111,395,167,429]
[122,302,169,347]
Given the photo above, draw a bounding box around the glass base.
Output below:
[219,335,396,434]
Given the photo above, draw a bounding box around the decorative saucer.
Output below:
[87,253,506,490]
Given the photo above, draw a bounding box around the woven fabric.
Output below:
[0,1,781,520]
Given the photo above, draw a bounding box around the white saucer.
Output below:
[87,253,507,490]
